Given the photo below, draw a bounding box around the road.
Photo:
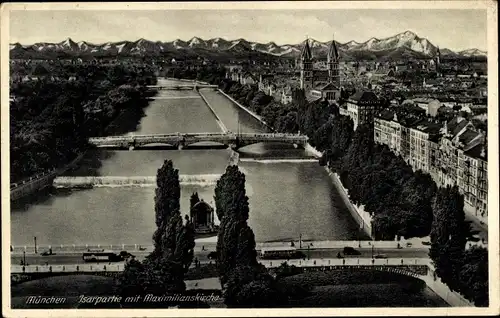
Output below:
[12,247,430,266]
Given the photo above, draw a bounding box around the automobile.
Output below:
[41,251,52,256]
[119,251,135,259]
[374,254,388,259]
[292,251,307,259]
[207,251,218,260]
[422,241,431,246]
[405,242,413,247]
[343,247,361,255]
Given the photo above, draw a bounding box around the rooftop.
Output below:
[464,143,487,161]
[376,109,396,121]
[447,116,470,137]
[413,121,442,135]
[457,128,481,146]
[413,98,439,104]
[348,91,379,104]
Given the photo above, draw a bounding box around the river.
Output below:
[10,78,446,307]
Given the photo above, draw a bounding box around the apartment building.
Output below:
[374,110,401,154]
[374,112,488,217]
[437,116,475,187]
[458,144,488,217]
[346,91,383,130]
[408,121,441,174]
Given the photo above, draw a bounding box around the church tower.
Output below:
[300,38,313,90]
[327,35,340,87]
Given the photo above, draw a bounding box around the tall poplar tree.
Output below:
[214,166,256,285]
[152,159,181,258]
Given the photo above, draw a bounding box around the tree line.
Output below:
[10,62,157,183]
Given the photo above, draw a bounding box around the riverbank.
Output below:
[329,172,374,238]
[10,152,86,201]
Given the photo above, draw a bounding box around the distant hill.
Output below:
[10,31,487,61]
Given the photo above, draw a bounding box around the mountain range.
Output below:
[10,31,487,61]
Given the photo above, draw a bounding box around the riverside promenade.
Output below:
[10,239,431,255]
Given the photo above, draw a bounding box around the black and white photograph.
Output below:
[1,1,498,316]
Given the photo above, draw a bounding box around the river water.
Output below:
[11,78,365,245]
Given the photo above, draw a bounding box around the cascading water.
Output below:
[53,175,222,188]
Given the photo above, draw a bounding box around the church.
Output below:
[299,36,341,103]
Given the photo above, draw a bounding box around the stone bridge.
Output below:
[88,133,309,150]
[147,84,218,90]
[11,258,429,284]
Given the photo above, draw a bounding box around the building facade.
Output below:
[374,113,488,218]
[345,91,383,130]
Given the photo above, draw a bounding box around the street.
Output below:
[11,247,430,266]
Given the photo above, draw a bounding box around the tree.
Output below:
[173,215,196,273]
[213,165,249,222]
[275,111,299,133]
[214,166,258,286]
[119,258,146,299]
[459,246,489,307]
[223,265,287,308]
[429,186,469,291]
[152,159,181,257]
[190,192,200,211]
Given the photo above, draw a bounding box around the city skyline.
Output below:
[9,9,487,51]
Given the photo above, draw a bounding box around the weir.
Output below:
[239,158,319,163]
[53,175,222,188]
[149,96,201,100]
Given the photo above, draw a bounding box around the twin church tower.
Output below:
[299,36,341,91]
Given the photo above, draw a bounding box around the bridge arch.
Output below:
[136,142,178,149]
[12,271,121,285]
[182,140,229,149]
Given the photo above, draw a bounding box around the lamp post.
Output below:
[23,250,26,266]
[371,244,374,259]
[34,236,37,254]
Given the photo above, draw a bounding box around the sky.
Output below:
[9,8,488,52]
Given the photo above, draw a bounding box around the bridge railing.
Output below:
[12,239,430,254]
[260,257,430,269]
[12,263,125,274]
[10,168,58,190]
[11,258,430,274]
[237,133,308,139]
[11,244,155,254]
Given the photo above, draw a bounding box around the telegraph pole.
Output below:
[34,236,37,254]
